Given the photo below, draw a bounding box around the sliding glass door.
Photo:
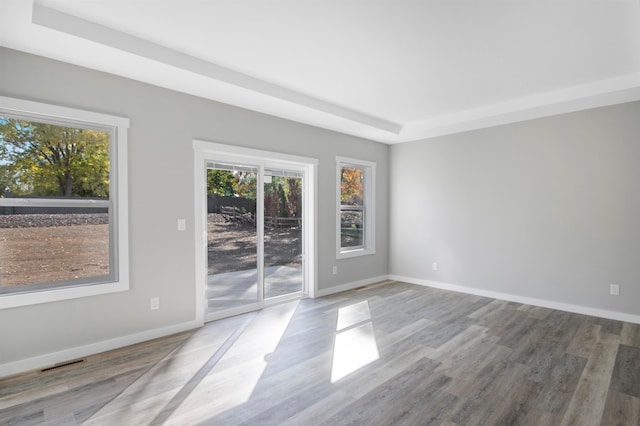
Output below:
[205,160,305,317]
[263,169,303,299]
[206,163,259,311]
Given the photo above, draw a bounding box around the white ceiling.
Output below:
[1,0,639,144]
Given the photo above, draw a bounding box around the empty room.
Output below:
[1,0,639,424]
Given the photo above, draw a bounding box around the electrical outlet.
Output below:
[432,262,438,271]
[332,266,338,275]
[150,297,160,310]
[177,218,186,231]
[610,284,620,296]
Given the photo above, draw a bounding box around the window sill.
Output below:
[0,280,129,310]
[337,247,376,259]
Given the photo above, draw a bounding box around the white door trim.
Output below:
[193,140,318,323]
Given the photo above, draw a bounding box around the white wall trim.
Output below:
[316,275,390,298]
[390,274,640,325]
[0,319,201,379]
[7,272,639,378]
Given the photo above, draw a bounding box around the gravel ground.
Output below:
[0,213,109,228]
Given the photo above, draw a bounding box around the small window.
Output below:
[337,156,375,258]
[0,96,129,309]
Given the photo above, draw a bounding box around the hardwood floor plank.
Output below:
[434,332,502,380]
[279,345,437,426]
[560,331,620,425]
[519,409,563,426]
[620,322,640,348]
[467,298,506,320]
[83,313,249,424]
[479,305,531,340]
[533,353,586,414]
[595,317,624,335]
[496,315,540,349]
[449,359,528,425]
[0,331,191,411]
[431,324,490,366]
[323,358,449,426]
[483,376,543,426]
[566,323,602,358]
[443,346,511,399]
[517,304,553,320]
[519,338,570,384]
[609,344,640,398]
[600,390,640,426]
[1,281,639,425]
[408,316,476,349]
[157,302,300,424]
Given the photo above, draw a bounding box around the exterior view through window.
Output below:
[206,163,304,315]
[263,169,303,299]
[337,156,375,258]
[0,116,112,292]
[340,165,365,249]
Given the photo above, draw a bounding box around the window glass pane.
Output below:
[0,208,110,290]
[0,116,110,199]
[341,207,364,248]
[264,174,303,299]
[340,166,364,207]
[340,166,365,249]
[206,165,258,311]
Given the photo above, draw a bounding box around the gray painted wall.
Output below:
[390,101,640,315]
[0,47,388,367]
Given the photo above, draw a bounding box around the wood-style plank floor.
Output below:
[1,280,639,425]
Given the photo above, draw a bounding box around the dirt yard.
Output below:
[0,214,109,287]
[0,213,301,287]
[208,213,301,275]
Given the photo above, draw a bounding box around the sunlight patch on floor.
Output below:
[331,300,379,383]
[166,300,299,422]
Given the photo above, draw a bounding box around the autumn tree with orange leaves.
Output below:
[340,167,364,205]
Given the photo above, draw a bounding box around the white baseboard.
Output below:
[316,275,391,298]
[389,274,640,325]
[6,275,637,379]
[0,319,202,379]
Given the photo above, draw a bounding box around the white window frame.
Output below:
[0,96,129,309]
[336,156,375,259]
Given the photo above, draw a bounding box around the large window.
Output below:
[337,156,375,258]
[0,96,129,309]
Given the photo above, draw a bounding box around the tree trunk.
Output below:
[64,172,73,197]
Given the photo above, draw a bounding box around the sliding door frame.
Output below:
[193,140,318,323]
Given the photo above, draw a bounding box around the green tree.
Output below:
[207,169,236,196]
[277,183,287,216]
[264,183,279,217]
[233,171,257,200]
[0,118,110,198]
[286,177,301,217]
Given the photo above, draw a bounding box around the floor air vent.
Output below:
[41,359,85,372]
